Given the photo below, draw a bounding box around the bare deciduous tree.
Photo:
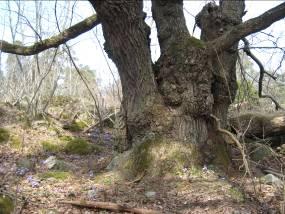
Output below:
[1,0,285,172]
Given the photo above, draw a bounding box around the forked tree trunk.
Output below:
[91,0,245,175]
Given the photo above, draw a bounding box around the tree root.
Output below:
[125,170,146,185]
[210,114,251,176]
[60,200,162,214]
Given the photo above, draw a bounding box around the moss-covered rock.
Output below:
[16,157,35,171]
[250,143,274,161]
[0,128,10,144]
[0,194,14,214]
[52,160,75,171]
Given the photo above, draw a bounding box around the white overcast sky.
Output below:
[0,1,284,85]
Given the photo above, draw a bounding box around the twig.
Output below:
[83,112,116,133]
[64,44,104,133]
[60,200,162,214]
[125,170,146,185]
[210,114,251,176]
[242,38,284,110]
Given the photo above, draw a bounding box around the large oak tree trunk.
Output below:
[91,0,245,176]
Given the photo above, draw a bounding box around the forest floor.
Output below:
[0,103,284,214]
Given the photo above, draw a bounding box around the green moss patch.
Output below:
[186,37,205,49]
[41,140,62,153]
[63,137,102,155]
[59,135,73,142]
[41,137,102,155]
[117,134,197,178]
[0,128,10,144]
[39,171,71,180]
[170,37,205,55]
[0,194,14,214]
[63,121,87,132]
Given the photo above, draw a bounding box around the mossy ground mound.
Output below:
[63,120,87,132]
[39,171,71,180]
[41,140,62,153]
[64,137,102,155]
[111,135,198,178]
[41,137,103,155]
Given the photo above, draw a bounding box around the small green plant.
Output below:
[61,112,72,120]
[9,135,22,149]
[64,137,102,155]
[228,187,244,203]
[0,128,10,144]
[41,140,61,153]
[39,171,71,180]
[59,135,73,142]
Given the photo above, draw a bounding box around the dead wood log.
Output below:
[60,200,162,214]
[230,112,285,140]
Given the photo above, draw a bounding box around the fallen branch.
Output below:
[60,200,162,214]
[230,112,285,139]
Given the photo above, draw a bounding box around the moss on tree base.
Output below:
[108,133,201,179]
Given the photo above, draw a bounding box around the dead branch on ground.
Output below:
[60,200,162,214]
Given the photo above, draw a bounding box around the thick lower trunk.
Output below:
[92,0,245,176]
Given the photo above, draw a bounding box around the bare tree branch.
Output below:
[209,2,285,53]
[64,44,104,132]
[0,14,99,56]
[242,38,284,110]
